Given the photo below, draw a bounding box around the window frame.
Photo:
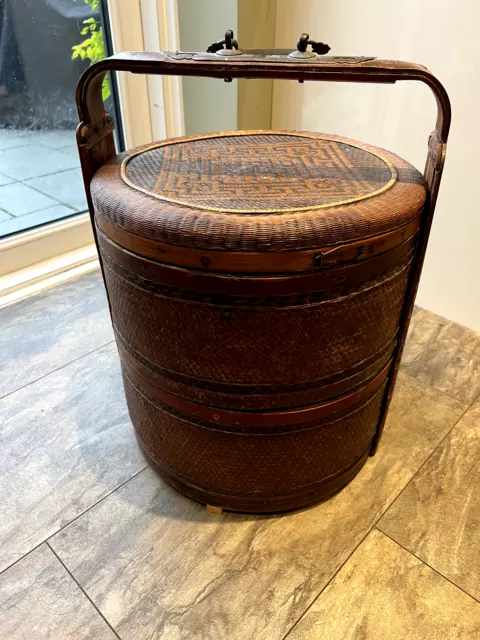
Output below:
[0,0,184,307]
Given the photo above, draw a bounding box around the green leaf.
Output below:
[73,7,109,97]
[102,75,111,101]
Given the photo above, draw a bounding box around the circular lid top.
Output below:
[123,132,397,213]
[91,131,426,254]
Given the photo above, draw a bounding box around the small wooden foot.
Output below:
[206,504,223,514]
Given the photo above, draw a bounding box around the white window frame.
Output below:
[0,0,184,308]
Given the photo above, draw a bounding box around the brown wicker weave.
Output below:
[91,131,425,253]
[76,49,450,513]
[90,130,425,512]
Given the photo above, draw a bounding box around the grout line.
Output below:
[282,399,472,640]
[0,465,149,582]
[19,179,82,211]
[0,540,47,580]
[374,399,470,524]
[469,389,480,408]
[38,143,76,152]
[0,168,82,219]
[398,366,472,406]
[2,202,77,220]
[376,527,480,604]
[22,165,81,181]
[0,165,78,183]
[47,542,123,640]
[282,527,374,639]
[46,465,149,544]
[0,144,34,153]
[0,339,115,403]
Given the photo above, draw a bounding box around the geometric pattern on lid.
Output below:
[122,132,397,214]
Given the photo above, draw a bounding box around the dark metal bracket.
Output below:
[296,33,331,55]
[79,114,115,150]
[207,29,241,56]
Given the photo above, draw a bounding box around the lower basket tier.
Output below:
[123,368,387,513]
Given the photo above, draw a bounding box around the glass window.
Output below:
[0,0,120,239]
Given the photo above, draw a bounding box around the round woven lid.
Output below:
[91,130,426,252]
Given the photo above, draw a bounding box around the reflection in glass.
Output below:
[0,0,116,238]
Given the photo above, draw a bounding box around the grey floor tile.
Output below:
[0,544,117,640]
[0,342,146,574]
[0,269,113,398]
[0,129,76,151]
[26,168,87,211]
[288,529,480,640]
[32,130,77,149]
[58,144,81,159]
[0,204,76,237]
[0,209,12,223]
[0,144,78,180]
[378,396,480,601]
[50,373,465,640]
[401,306,480,404]
[0,128,31,150]
[0,173,14,186]
[0,181,57,216]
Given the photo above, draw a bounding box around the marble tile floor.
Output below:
[0,128,87,238]
[0,269,479,639]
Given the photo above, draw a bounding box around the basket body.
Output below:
[91,130,426,512]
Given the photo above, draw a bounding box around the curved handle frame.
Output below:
[76,52,451,454]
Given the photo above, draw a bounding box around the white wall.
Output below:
[237,0,276,130]
[273,0,479,331]
[178,0,237,135]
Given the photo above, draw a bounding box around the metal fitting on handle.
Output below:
[289,33,331,59]
[207,30,242,56]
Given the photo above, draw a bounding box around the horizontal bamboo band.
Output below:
[116,333,394,411]
[96,214,419,275]
[121,357,391,428]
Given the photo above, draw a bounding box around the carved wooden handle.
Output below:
[77,53,450,136]
[76,52,450,202]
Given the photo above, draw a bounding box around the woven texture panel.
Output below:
[103,255,411,386]
[91,131,426,252]
[123,133,395,212]
[124,372,386,497]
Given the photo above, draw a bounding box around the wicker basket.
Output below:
[76,46,450,513]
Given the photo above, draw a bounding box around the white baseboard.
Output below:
[0,244,99,309]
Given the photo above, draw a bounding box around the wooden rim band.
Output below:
[117,335,394,411]
[121,357,391,428]
[96,215,418,278]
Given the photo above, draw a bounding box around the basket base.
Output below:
[136,437,370,515]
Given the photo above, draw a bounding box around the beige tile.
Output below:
[0,343,146,573]
[0,544,116,640]
[401,306,480,404]
[378,396,480,600]
[287,528,480,640]
[50,373,466,640]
